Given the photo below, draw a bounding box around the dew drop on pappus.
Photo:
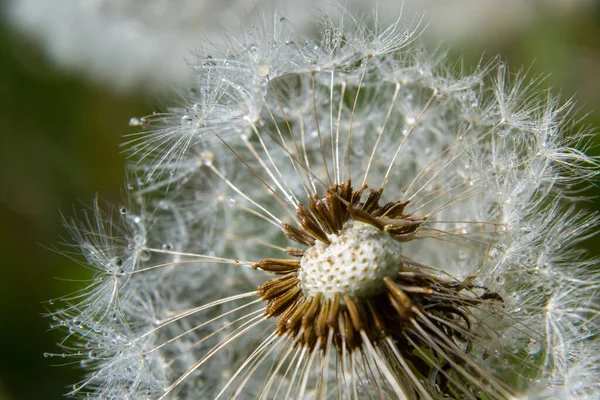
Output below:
[138,249,151,261]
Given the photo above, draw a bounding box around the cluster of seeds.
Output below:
[253,181,507,397]
[49,10,599,400]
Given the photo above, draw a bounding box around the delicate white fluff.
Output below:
[49,9,599,400]
[7,0,594,90]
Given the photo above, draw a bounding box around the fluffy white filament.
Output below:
[49,10,599,400]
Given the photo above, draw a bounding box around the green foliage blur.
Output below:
[1,5,599,400]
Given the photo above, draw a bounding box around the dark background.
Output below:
[1,4,599,399]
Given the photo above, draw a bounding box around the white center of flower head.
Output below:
[299,222,402,299]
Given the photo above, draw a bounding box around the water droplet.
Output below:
[162,243,173,250]
[128,117,141,126]
[138,250,151,261]
[111,257,123,267]
[181,115,193,126]
[200,151,214,166]
[498,61,506,75]
[526,338,541,355]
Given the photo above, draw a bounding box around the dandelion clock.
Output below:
[48,10,600,399]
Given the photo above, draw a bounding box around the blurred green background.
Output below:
[1,4,599,400]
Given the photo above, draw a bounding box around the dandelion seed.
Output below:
[50,10,599,400]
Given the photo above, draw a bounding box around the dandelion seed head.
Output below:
[49,7,600,400]
[299,221,402,299]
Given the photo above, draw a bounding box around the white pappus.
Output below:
[49,10,599,400]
